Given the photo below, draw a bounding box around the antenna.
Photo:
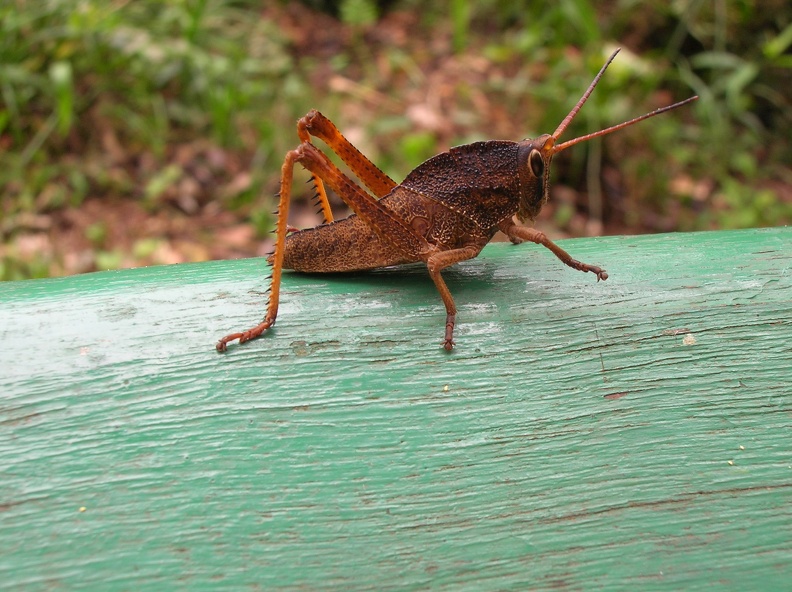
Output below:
[550,48,698,154]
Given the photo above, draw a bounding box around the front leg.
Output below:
[499,220,608,281]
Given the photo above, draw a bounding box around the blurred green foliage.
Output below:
[1,0,791,279]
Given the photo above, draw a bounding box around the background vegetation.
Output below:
[1,0,791,280]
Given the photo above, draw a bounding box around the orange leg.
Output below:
[217,139,428,352]
[308,174,334,224]
[499,220,608,280]
[296,111,398,226]
[216,147,302,352]
[298,110,397,198]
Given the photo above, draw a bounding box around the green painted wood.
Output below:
[1,228,791,591]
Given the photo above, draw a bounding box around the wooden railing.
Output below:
[2,228,790,589]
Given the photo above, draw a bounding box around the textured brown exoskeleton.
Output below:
[217,49,697,352]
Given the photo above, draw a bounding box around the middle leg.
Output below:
[425,243,487,351]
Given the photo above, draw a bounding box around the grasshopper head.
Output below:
[515,48,697,223]
[516,134,555,223]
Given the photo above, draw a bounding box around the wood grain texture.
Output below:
[1,228,791,590]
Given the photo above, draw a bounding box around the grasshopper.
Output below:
[217,48,697,352]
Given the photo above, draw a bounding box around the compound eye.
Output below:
[529,149,545,178]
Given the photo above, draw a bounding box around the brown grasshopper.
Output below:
[217,48,697,352]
